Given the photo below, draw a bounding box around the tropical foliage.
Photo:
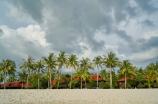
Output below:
[118,60,135,89]
[99,81,109,89]
[0,59,16,89]
[93,56,102,89]
[103,52,119,89]
[0,51,158,89]
[66,54,78,89]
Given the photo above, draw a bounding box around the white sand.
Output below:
[0,89,158,104]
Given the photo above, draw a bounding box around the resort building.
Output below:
[51,75,106,89]
[117,75,134,88]
[0,81,31,89]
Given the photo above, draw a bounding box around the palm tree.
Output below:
[18,71,27,89]
[118,60,135,89]
[66,54,78,89]
[7,74,17,82]
[19,56,34,89]
[0,59,16,89]
[73,67,89,89]
[80,58,94,88]
[43,53,57,89]
[103,52,119,89]
[57,51,67,89]
[92,56,103,89]
[99,69,106,80]
[146,62,158,83]
[34,60,44,89]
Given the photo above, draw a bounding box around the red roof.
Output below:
[117,75,134,82]
[0,81,31,88]
[91,75,106,81]
[51,75,106,84]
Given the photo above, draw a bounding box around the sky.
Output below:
[0,0,158,74]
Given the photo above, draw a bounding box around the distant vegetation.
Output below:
[0,51,158,89]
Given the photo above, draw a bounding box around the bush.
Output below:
[154,83,158,88]
[99,81,109,89]
[137,84,145,88]
[85,79,96,89]
[122,83,132,89]
[85,83,93,89]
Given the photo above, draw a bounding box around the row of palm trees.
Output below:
[0,51,158,89]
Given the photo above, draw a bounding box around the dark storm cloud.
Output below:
[7,0,158,55]
[41,0,115,53]
[135,0,158,13]
[116,30,133,43]
[144,36,158,49]
[141,20,154,27]
[11,0,44,23]
[2,0,158,70]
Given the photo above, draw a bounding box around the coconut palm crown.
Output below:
[57,51,67,89]
[66,54,78,89]
[34,60,44,89]
[92,56,103,89]
[118,60,135,89]
[103,52,119,89]
[19,56,34,89]
[0,59,16,89]
[42,53,57,89]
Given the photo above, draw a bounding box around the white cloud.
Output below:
[143,30,158,40]
[0,25,52,61]
[129,48,158,62]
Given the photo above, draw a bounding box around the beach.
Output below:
[0,89,158,104]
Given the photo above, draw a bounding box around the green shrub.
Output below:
[154,83,158,88]
[85,79,96,89]
[122,83,132,89]
[99,81,109,89]
[137,84,145,88]
[85,83,93,88]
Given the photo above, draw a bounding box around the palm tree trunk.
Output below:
[48,79,49,88]
[81,77,82,89]
[22,81,23,89]
[38,68,40,89]
[85,77,86,89]
[97,65,99,89]
[58,74,60,89]
[4,70,6,89]
[27,68,29,89]
[125,71,126,89]
[58,67,62,89]
[110,65,112,89]
[156,74,158,83]
[27,76,28,89]
[49,66,52,89]
[70,67,73,89]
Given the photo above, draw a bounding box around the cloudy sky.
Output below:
[0,0,158,73]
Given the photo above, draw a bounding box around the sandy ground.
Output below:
[0,89,158,104]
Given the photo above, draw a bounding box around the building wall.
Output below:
[118,82,125,89]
